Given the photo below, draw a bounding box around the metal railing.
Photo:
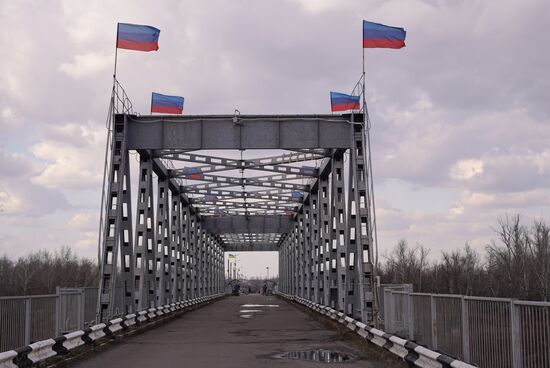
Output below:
[384,290,550,368]
[0,287,107,352]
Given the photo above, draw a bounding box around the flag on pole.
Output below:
[117,23,160,51]
[291,191,304,203]
[302,166,316,175]
[182,167,202,180]
[330,92,360,112]
[363,20,406,49]
[151,92,184,114]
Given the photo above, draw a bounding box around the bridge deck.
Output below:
[70,294,399,367]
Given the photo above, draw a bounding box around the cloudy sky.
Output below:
[1,0,549,277]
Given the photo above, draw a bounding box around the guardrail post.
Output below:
[510,301,522,368]
[431,295,437,350]
[24,297,31,345]
[80,289,85,329]
[461,297,470,362]
[55,287,60,336]
[408,293,414,340]
[389,291,395,333]
[383,289,390,329]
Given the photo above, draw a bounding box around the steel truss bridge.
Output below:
[98,111,377,324]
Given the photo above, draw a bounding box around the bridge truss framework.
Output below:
[98,112,377,324]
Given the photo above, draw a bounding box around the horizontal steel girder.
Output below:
[124,114,361,150]
[201,215,294,234]
[223,243,279,252]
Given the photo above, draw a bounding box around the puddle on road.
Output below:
[239,304,278,319]
[275,349,357,363]
[241,304,279,308]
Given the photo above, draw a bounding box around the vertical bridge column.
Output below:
[189,213,198,298]
[298,211,306,298]
[352,122,374,323]
[330,153,346,311]
[156,176,171,306]
[98,115,135,320]
[319,175,330,306]
[134,153,156,311]
[170,191,183,302]
[180,199,190,300]
[309,189,319,303]
[303,198,312,300]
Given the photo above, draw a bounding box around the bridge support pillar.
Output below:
[330,152,346,311]
[170,191,183,301]
[155,176,171,306]
[97,115,135,321]
[134,153,157,311]
[350,121,375,323]
[309,189,319,303]
[318,175,330,306]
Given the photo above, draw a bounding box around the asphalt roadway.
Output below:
[69,294,403,368]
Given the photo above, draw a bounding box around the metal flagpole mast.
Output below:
[362,42,381,326]
[96,23,120,321]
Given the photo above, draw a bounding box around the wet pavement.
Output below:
[70,294,401,367]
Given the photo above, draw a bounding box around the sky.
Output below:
[1,0,549,278]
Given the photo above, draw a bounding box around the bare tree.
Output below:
[0,247,98,297]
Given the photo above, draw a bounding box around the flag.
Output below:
[151,92,184,114]
[330,92,360,112]
[291,191,304,203]
[214,207,227,217]
[363,20,406,49]
[228,254,236,259]
[302,166,316,175]
[117,23,160,52]
[183,167,202,180]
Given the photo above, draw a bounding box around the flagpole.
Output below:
[113,23,119,80]
[362,42,381,327]
[363,55,379,272]
[96,23,119,322]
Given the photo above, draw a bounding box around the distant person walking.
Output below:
[262,283,267,295]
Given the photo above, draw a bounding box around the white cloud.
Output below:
[0,179,70,216]
[67,212,98,231]
[458,189,550,209]
[1,106,15,120]
[0,186,23,214]
[59,51,111,78]
[287,0,341,14]
[30,122,105,190]
[450,159,484,180]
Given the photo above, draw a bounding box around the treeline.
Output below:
[379,215,550,301]
[0,246,98,296]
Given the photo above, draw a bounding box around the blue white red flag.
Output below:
[117,23,160,52]
[183,167,202,179]
[291,191,304,203]
[302,166,316,175]
[151,92,184,114]
[330,92,360,112]
[363,20,406,49]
